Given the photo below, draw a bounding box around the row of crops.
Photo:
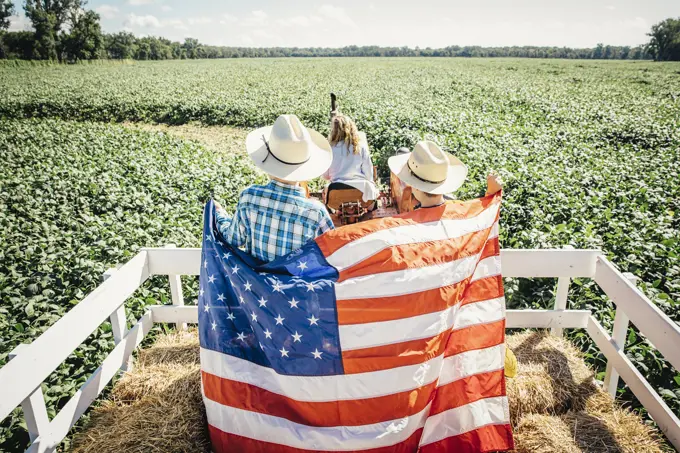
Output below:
[0,119,264,449]
[1,58,679,450]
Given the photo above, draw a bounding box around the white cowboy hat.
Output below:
[246,115,332,182]
[388,141,468,195]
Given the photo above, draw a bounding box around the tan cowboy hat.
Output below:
[388,141,468,195]
[246,114,333,182]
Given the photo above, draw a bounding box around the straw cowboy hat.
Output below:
[246,114,332,182]
[388,141,468,194]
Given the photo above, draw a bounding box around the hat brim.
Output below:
[388,152,468,195]
[246,126,333,182]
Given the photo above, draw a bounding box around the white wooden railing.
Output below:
[1,248,679,452]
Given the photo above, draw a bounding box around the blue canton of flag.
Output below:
[198,199,343,376]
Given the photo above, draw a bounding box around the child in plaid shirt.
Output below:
[215,115,335,262]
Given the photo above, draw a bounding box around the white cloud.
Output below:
[253,29,276,40]
[239,34,255,45]
[220,14,237,24]
[188,17,213,25]
[277,15,313,27]
[606,5,616,10]
[318,5,357,29]
[8,15,32,31]
[369,3,376,11]
[242,10,267,27]
[161,5,172,12]
[124,13,161,28]
[252,10,267,21]
[128,0,155,5]
[163,18,188,30]
[547,20,566,30]
[623,17,647,30]
[95,4,119,19]
[124,14,195,31]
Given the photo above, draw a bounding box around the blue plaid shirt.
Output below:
[215,180,335,262]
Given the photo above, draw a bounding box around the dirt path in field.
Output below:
[121,122,329,191]
[123,122,249,157]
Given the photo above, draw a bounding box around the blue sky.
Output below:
[8,0,679,48]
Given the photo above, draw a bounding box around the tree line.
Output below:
[1,1,679,62]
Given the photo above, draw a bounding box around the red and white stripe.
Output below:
[202,193,513,452]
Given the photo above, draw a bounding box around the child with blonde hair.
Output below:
[322,114,379,204]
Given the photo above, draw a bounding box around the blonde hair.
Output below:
[329,114,361,155]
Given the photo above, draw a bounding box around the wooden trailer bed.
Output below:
[68,329,669,453]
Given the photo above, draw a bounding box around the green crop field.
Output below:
[1,58,679,450]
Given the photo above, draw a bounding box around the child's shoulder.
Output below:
[305,197,327,211]
[240,183,270,197]
[296,196,328,219]
[234,184,269,208]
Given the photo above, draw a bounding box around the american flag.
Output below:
[198,193,513,452]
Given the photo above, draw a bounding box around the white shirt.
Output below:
[323,141,379,201]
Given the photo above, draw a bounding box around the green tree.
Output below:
[24,0,86,60]
[31,9,58,59]
[0,0,15,58]
[592,43,604,59]
[1,0,15,31]
[1,30,36,58]
[105,31,136,59]
[61,9,103,61]
[647,17,680,61]
[182,37,200,58]
[141,36,172,60]
[135,40,150,60]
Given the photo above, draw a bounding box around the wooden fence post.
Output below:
[551,245,574,337]
[104,268,127,345]
[165,244,187,330]
[104,268,130,372]
[603,271,638,397]
[8,345,50,444]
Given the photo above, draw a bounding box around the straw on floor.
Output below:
[511,409,666,453]
[506,330,613,423]
[71,329,668,453]
[71,330,209,453]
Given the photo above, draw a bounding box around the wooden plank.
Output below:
[143,247,602,278]
[603,270,638,397]
[150,305,198,324]
[501,249,600,278]
[595,256,680,374]
[551,276,571,337]
[587,316,680,450]
[604,308,630,396]
[109,306,128,346]
[8,345,49,444]
[36,311,154,452]
[103,268,128,346]
[0,251,150,422]
[166,244,187,331]
[506,309,590,329]
[143,247,201,276]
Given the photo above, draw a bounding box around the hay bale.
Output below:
[71,330,209,453]
[136,329,200,368]
[72,329,668,452]
[512,409,666,453]
[506,330,612,422]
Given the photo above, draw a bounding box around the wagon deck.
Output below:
[1,248,680,452]
[68,329,666,453]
